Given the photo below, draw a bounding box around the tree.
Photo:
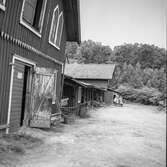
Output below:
[65,42,79,59]
[77,40,113,64]
[113,43,166,69]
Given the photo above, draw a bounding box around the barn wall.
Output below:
[0,38,62,128]
[0,0,66,62]
[0,0,67,130]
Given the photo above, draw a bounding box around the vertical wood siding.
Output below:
[0,0,66,129]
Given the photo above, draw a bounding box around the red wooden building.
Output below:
[0,0,80,133]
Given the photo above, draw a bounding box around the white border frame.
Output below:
[49,6,64,50]
[57,12,64,48]
[0,0,6,11]
[6,55,36,134]
[49,5,59,50]
[20,0,47,38]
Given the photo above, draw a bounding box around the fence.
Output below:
[60,102,88,123]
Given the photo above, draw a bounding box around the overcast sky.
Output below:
[80,0,166,49]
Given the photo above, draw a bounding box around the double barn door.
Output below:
[8,56,58,132]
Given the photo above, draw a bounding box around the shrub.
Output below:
[116,85,162,105]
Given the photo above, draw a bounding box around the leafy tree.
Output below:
[65,40,113,64]
[77,40,113,64]
[65,42,79,59]
[113,43,166,69]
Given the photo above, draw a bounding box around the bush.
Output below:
[116,85,162,105]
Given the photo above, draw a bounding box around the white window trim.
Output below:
[20,0,47,38]
[0,0,6,11]
[49,5,60,49]
[57,12,64,48]
[49,6,64,50]
[49,40,60,50]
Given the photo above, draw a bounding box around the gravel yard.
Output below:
[1,103,166,167]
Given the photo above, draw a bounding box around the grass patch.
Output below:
[0,132,43,166]
[2,133,41,145]
[0,133,42,154]
[0,143,24,154]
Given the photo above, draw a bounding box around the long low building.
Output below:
[64,63,116,89]
[61,75,105,113]
[64,63,121,105]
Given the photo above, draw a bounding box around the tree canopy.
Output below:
[65,40,166,105]
[66,41,166,69]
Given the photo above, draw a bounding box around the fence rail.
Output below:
[60,102,88,117]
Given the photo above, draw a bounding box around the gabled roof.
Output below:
[63,0,81,43]
[64,63,116,80]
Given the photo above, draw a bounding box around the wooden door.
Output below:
[30,67,57,128]
[9,59,32,132]
[9,60,25,132]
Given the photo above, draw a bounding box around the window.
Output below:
[49,6,59,44]
[0,0,6,10]
[55,12,63,47]
[49,6,64,49]
[20,0,47,37]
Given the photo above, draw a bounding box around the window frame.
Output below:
[49,6,64,50]
[55,12,64,48]
[49,5,59,49]
[20,0,47,38]
[0,0,6,11]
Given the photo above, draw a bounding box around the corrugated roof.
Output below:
[64,63,116,79]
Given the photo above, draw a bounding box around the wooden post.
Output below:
[60,58,66,102]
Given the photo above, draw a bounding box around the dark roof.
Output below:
[63,75,105,91]
[64,63,116,80]
[107,88,121,95]
[63,0,81,43]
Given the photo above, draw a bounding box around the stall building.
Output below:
[64,63,116,104]
[61,75,105,118]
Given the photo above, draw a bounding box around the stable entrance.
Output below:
[7,56,35,133]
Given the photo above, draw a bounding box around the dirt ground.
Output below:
[2,103,166,167]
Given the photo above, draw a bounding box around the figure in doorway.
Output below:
[113,94,123,106]
[118,95,123,107]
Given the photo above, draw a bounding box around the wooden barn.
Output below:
[65,63,116,89]
[0,0,80,133]
[61,75,105,119]
[64,63,116,104]
[61,75,86,118]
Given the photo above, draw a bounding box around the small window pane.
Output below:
[33,0,43,30]
[23,0,37,25]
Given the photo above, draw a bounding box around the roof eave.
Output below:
[73,78,111,80]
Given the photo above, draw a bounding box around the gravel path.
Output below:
[17,103,166,167]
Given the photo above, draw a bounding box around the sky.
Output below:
[80,0,166,49]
